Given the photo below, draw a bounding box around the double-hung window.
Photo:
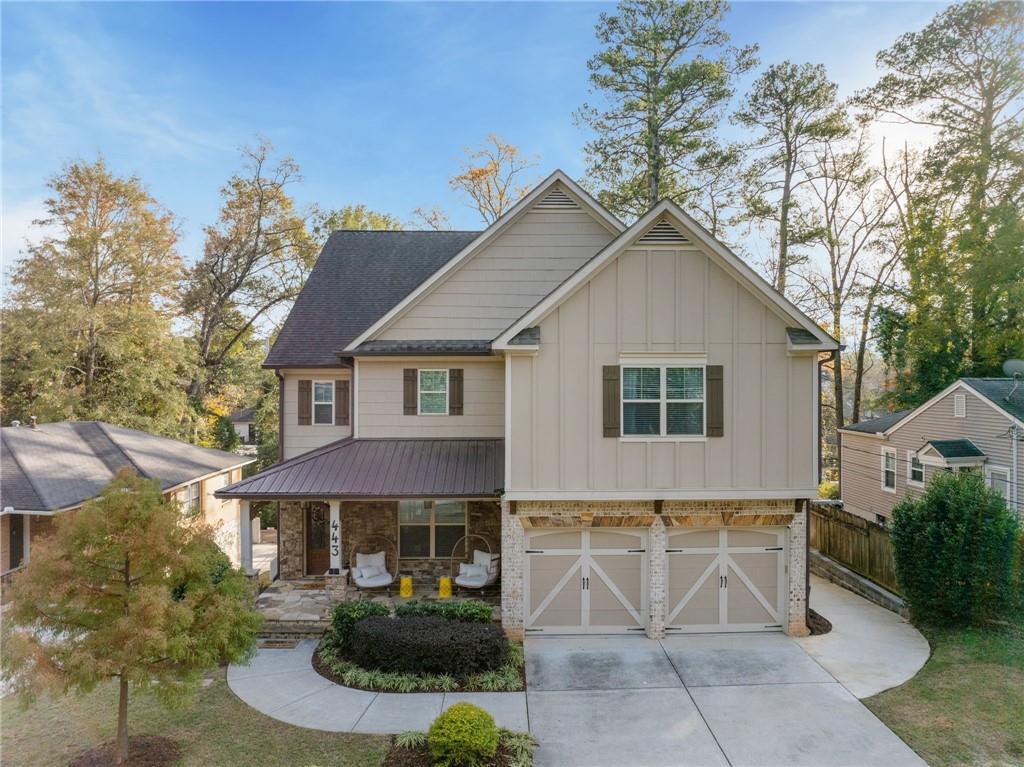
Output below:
[622,365,704,437]
[418,369,448,415]
[398,500,466,558]
[907,453,924,486]
[313,381,334,425]
[183,482,201,516]
[881,449,897,491]
[987,467,1009,499]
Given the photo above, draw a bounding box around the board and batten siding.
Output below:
[357,358,504,439]
[508,246,818,494]
[841,385,1021,521]
[379,200,615,341]
[281,369,352,460]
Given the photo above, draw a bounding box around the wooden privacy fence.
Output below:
[809,502,901,595]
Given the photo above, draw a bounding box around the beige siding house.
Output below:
[219,171,838,639]
[839,379,1023,522]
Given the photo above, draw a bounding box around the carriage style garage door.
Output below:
[666,527,787,633]
[525,528,647,634]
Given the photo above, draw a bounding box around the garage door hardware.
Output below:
[627,548,646,553]
[525,549,545,554]
[765,546,783,551]
[719,575,728,588]
[581,576,590,589]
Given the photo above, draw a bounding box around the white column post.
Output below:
[239,500,254,575]
[329,500,342,574]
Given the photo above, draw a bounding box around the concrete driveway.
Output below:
[526,634,925,767]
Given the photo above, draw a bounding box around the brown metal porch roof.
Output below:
[215,438,504,499]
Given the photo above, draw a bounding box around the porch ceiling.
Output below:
[215,438,504,500]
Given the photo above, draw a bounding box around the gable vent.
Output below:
[535,187,580,210]
[638,219,689,245]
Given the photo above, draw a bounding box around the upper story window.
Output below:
[313,381,334,425]
[418,369,449,415]
[881,448,897,492]
[953,393,966,417]
[183,482,201,516]
[908,453,924,485]
[622,365,704,437]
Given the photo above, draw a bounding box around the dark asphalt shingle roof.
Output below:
[509,327,540,345]
[925,439,986,459]
[0,421,253,512]
[264,230,482,367]
[216,438,504,499]
[353,340,492,356]
[786,327,822,345]
[229,406,257,423]
[840,410,914,434]
[962,378,1024,424]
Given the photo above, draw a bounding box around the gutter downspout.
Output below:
[276,368,284,581]
[1012,424,1020,516]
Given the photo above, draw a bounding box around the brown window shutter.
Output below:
[335,380,350,426]
[449,369,464,415]
[403,369,417,415]
[706,365,724,437]
[298,379,312,425]
[603,365,620,437]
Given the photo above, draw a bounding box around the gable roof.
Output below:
[921,439,985,459]
[493,202,838,350]
[229,406,257,423]
[839,410,914,435]
[1,421,252,513]
[343,171,625,352]
[264,230,480,367]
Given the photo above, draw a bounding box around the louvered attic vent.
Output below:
[638,219,689,245]
[535,187,580,210]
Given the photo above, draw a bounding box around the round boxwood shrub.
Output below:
[891,470,1020,626]
[428,702,499,767]
[328,599,390,653]
[349,615,508,677]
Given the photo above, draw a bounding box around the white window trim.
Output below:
[907,450,925,487]
[312,380,335,426]
[881,448,897,493]
[397,500,467,558]
[620,364,706,441]
[986,465,1010,498]
[184,481,201,516]
[953,393,966,418]
[417,369,449,416]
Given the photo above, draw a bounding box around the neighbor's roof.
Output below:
[839,410,914,435]
[228,406,257,423]
[264,230,481,367]
[924,439,985,459]
[0,421,253,513]
[216,438,503,499]
[962,378,1024,424]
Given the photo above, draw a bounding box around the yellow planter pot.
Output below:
[399,576,413,598]
[438,576,452,599]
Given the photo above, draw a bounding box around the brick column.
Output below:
[279,502,305,580]
[786,501,809,636]
[500,500,525,639]
[647,516,667,639]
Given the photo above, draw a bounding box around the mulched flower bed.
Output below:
[69,736,182,767]
[383,737,530,767]
[809,608,833,635]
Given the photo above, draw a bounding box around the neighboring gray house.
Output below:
[229,406,258,444]
[217,170,838,638]
[839,378,1023,523]
[1,420,254,581]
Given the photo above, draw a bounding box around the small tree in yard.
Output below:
[891,470,1020,626]
[1,469,261,765]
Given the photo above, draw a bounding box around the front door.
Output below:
[305,502,330,575]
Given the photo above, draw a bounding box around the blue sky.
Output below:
[2,1,950,270]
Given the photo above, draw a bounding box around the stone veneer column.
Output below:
[278,502,305,580]
[500,500,525,639]
[786,500,809,636]
[646,515,667,639]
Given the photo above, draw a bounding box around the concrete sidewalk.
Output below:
[797,575,930,698]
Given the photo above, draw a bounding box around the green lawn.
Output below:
[0,671,389,767]
[865,620,1024,767]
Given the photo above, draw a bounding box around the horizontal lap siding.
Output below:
[358,359,504,438]
[509,244,816,494]
[282,369,352,460]
[379,204,615,341]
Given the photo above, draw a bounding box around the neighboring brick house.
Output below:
[0,420,253,587]
[217,171,838,638]
[839,378,1023,523]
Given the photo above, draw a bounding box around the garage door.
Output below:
[525,528,647,634]
[666,527,786,633]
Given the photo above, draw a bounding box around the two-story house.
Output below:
[217,171,838,638]
[838,378,1023,523]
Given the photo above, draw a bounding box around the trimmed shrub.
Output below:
[350,615,508,677]
[329,599,390,653]
[428,702,499,767]
[393,598,494,623]
[891,470,1020,625]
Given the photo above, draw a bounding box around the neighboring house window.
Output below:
[987,467,1009,499]
[953,393,966,417]
[313,381,334,425]
[418,369,449,415]
[881,448,897,492]
[908,453,924,486]
[398,500,466,558]
[183,482,201,516]
[621,365,704,437]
